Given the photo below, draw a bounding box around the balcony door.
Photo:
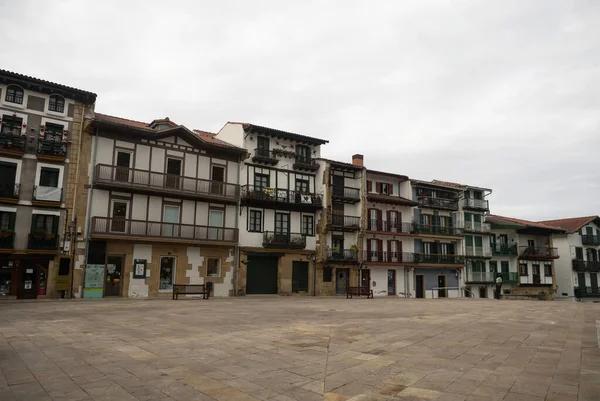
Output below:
[274,213,290,243]
[332,202,344,226]
[332,174,344,197]
[162,205,180,237]
[165,158,182,189]
[208,209,224,240]
[210,165,225,195]
[110,200,129,233]
[115,151,131,183]
[332,235,344,259]
[389,211,399,232]
[0,161,17,198]
[532,264,541,284]
[295,145,311,164]
[257,136,269,157]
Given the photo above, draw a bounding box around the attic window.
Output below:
[49,95,65,113]
[5,85,23,104]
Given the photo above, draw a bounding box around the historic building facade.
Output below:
[70,114,245,298]
[0,70,95,299]
[216,123,327,295]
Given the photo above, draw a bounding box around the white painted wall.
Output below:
[215,123,245,148]
[135,145,150,170]
[129,244,152,298]
[96,137,114,165]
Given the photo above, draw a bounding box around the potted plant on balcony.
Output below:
[33,231,55,240]
[350,244,358,258]
[0,229,13,237]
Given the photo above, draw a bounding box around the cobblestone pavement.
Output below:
[0,297,599,401]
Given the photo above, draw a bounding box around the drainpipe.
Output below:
[81,127,99,298]
[232,153,242,296]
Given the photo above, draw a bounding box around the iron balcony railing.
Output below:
[465,270,519,283]
[464,221,490,233]
[465,246,492,258]
[28,233,59,250]
[582,235,600,246]
[519,246,559,259]
[0,132,26,152]
[363,251,464,264]
[94,164,240,199]
[368,220,413,234]
[574,286,600,298]
[326,249,359,263]
[572,260,600,272]
[241,185,322,208]
[37,139,67,157]
[411,223,463,236]
[262,231,306,249]
[331,185,361,201]
[293,155,318,170]
[252,148,278,162]
[329,215,360,229]
[0,183,19,199]
[417,197,459,210]
[91,217,238,242]
[0,232,15,249]
[461,198,489,210]
[33,186,63,202]
[491,243,518,255]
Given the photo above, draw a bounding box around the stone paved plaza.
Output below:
[0,297,599,401]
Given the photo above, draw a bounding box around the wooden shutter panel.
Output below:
[378,239,383,259]
[387,240,392,262]
[397,240,403,262]
[367,180,372,192]
[375,182,381,193]
[389,183,393,195]
[367,239,372,261]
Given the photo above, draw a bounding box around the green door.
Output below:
[246,255,278,294]
[292,261,309,293]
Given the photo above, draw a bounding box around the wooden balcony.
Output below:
[582,235,600,246]
[417,197,458,211]
[328,215,360,231]
[293,155,319,172]
[37,139,67,161]
[251,148,278,165]
[93,164,239,204]
[0,130,26,157]
[491,244,518,256]
[326,249,358,264]
[241,185,322,212]
[572,260,600,272]
[28,233,59,251]
[411,223,463,237]
[367,220,413,235]
[0,184,19,203]
[463,221,490,234]
[331,185,361,203]
[519,246,559,260]
[262,231,306,249]
[363,251,464,265]
[90,217,238,245]
[461,198,489,211]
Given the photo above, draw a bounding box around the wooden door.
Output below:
[360,269,370,290]
[165,158,182,189]
[532,264,541,284]
[292,261,309,293]
[115,151,131,182]
[335,268,349,294]
[416,275,424,298]
[210,165,225,195]
[387,270,396,295]
[437,275,447,298]
[104,256,123,297]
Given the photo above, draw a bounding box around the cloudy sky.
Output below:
[1,1,599,220]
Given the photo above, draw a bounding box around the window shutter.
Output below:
[387,240,392,261]
[376,182,381,193]
[367,239,372,260]
[367,180,372,192]
[389,184,393,195]
[378,239,383,258]
[414,239,423,254]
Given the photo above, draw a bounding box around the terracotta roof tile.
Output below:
[431,179,468,189]
[193,129,242,149]
[537,216,600,233]
[0,68,97,102]
[94,113,152,130]
[486,215,566,232]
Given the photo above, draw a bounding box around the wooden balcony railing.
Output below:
[326,249,359,263]
[417,197,459,210]
[519,246,559,259]
[331,185,361,202]
[28,233,59,250]
[0,232,15,249]
[461,198,489,211]
[91,217,238,243]
[491,244,518,255]
[368,220,413,234]
[572,260,600,272]
[241,185,322,211]
[329,215,360,230]
[363,251,464,264]
[252,148,279,165]
[293,155,319,171]
[582,235,600,246]
[411,223,463,236]
[0,184,19,199]
[94,164,239,200]
[262,231,306,249]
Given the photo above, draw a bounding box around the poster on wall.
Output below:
[83,264,105,298]
[133,259,147,279]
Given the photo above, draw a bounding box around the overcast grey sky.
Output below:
[1,0,598,220]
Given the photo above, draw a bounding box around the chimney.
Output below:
[352,154,364,167]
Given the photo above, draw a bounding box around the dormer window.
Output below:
[49,95,65,113]
[5,85,23,104]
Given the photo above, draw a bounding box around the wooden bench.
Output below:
[172,284,210,300]
[346,286,373,299]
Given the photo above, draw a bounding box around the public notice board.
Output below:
[84,264,105,298]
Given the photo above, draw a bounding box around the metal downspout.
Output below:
[81,127,99,298]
